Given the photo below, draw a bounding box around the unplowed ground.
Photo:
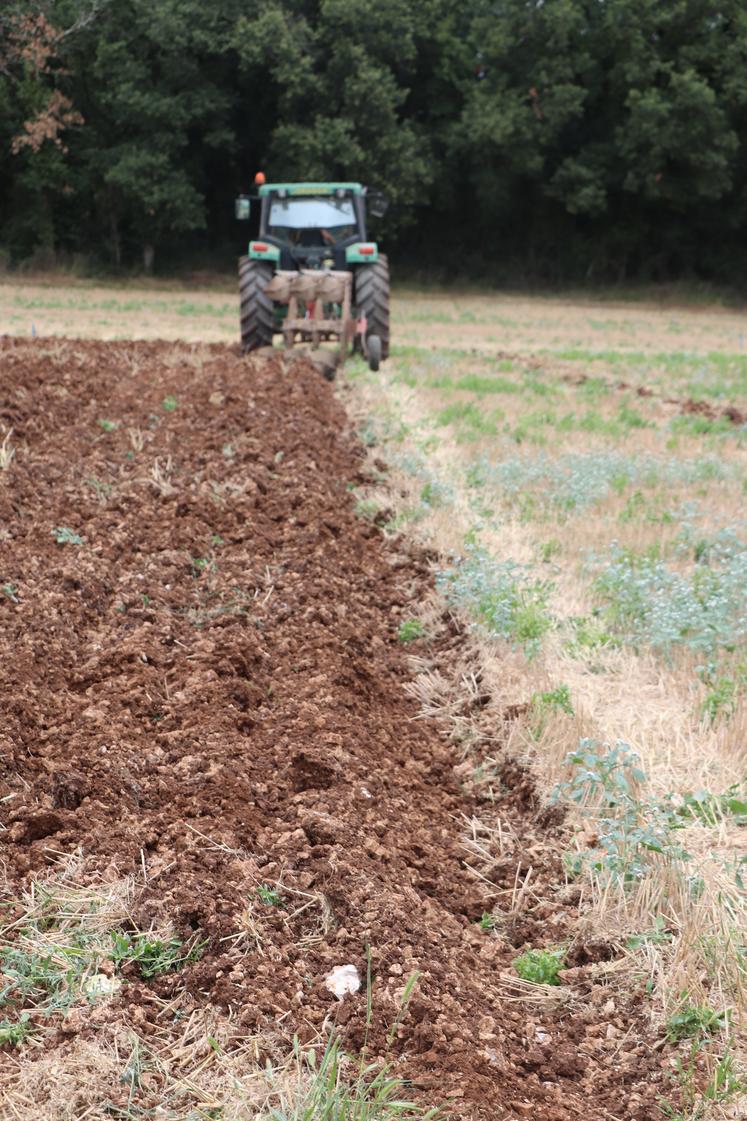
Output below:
[0,338,671,1119]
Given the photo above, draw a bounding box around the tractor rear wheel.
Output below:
[239,257,274,352]
[355,255,390,360]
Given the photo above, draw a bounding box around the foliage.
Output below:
[0,1013,32,1047]
[4,1,747,279]
[665,999,729,1043]
[593,537,747,656]
[110,931,205,979]
[512,947,566,986]
[52,526,84,544]
[264,1033,440,1121]
[397,618,424,643]
[256,884,284,907]
[437,547,552,656]
[551,739,691,884]
[532,684,573,716]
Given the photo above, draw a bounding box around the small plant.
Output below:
[162,395,178,412]
[397,619,424,643]
[110,931,204,979]
[97,418,118,432]
[437,548,553,657]
[478,912,497,932]
[256,884,284,907]
[190,556,213,575]
[532,683,573,715]
[551,739,691,883]
[665,998,728,1043]
[513,946,566,986]
[0,1014,33,1047]
[676,786,747,827]
[539,538,561,563]
[354,497,380,520]
[626,916,673,949]
[1,582,18,602]
[52,527,84,545]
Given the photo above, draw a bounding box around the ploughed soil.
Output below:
[0,338,673,1119]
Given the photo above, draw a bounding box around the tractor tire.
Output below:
[239,257,274,352]
[355,255,390,361]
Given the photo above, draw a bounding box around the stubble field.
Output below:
[0,276,745,1121]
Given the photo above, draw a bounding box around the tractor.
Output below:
[235,179,389,373]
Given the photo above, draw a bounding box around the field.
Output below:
[0,278,746,1120]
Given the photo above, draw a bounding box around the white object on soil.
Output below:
[324,963,361,999]
[84,973,122,999]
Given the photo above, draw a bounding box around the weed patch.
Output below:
[437,548,553,656]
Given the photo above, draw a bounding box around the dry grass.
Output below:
[342,290,747,1111]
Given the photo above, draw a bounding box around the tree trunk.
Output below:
[143,242,154,273]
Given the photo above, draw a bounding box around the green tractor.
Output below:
[235,179,389,372]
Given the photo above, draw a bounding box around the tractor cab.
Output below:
[236,182,386,271]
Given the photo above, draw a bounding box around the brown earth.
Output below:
[0,337,676,1119]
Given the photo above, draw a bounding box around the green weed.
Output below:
[665,999,728,1043]
[265,1033,440,1121]
[625,916,673,949]
[97,418,118,432]
[52,527,84,545]
[1,582,18,602]
[397,619,424,643]
[551,740,691,884]
[513,947,566,986]
[162,395,178,412]
[110,931,204,979]
[532,683,573,716]
[0,1014,32,1047]
[256,885,284,908]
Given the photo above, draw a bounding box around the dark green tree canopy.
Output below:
[3,0,747,282]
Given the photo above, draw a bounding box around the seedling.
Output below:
[256,884,284,907]
[110,931,205,979]
[0,1014,32,1047]
[97,418,117,432]
[1,582,18,602]
[162,395,178,412]
[397,619,424,643]
[513,946,566,986]
[626,916,673,949]
[478,912,497,932]
[52,527,84,545]
[665,998,728,1043]
[531,683,573,716]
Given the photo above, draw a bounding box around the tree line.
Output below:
[2,0,747,284]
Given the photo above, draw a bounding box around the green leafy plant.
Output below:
[532,683,573,715]
[513,947,566,986]
[665,998,729,1043]
[478,912,497,932]
[97,418,118,432]
[256,885,284,908]
[162,395,178,412]
[626,916,673,949]
[551,740,691,883]
[1,582,18,602]
[0,1014,33,1047]
[52,527,84,546]
[110,932,204,979]
[397,619,424,643]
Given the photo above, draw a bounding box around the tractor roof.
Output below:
[258,182,363,197]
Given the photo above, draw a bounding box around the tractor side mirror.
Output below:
[367,190,389,219]
[235,195,251,221]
